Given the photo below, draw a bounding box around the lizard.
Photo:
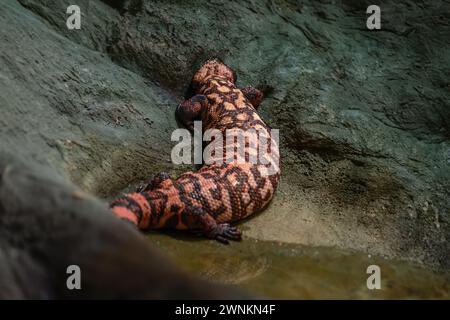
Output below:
[110,59,280,243]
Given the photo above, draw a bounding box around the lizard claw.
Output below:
[136,183,147,193]
[211,223,242,244]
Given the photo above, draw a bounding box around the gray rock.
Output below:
[0,0,448,297]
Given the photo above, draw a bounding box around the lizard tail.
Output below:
[110,193,151,229]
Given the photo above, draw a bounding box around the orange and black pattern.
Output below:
[110,59,280,243]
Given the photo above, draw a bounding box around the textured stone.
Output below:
[0,0,448,297]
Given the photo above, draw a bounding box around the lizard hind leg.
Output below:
[136,171,172,192]
[187,207,242,244]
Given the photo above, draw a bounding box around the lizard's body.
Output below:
[110,60,280,243]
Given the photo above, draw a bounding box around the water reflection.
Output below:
[148,232,450,299]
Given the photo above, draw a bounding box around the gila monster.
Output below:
[110,59,280,243]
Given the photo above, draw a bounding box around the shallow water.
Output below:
[148,232,450,299]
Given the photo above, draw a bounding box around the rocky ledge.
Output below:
[0,0,448,297]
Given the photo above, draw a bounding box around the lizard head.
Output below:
[191,59,236,92]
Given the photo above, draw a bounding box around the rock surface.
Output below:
[0,0,449,297]
[0,152,250,298]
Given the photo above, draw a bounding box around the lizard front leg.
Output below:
[175,94,208,131]
[136,172,172,192]
[186,207,242,244]
[241,86,263,109]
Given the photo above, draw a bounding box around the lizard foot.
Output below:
[136,172,171,192]
[187,207,242,244]
[136,183,147,193]
[208,223,242,244]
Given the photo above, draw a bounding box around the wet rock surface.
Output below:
[0,0,449,297]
